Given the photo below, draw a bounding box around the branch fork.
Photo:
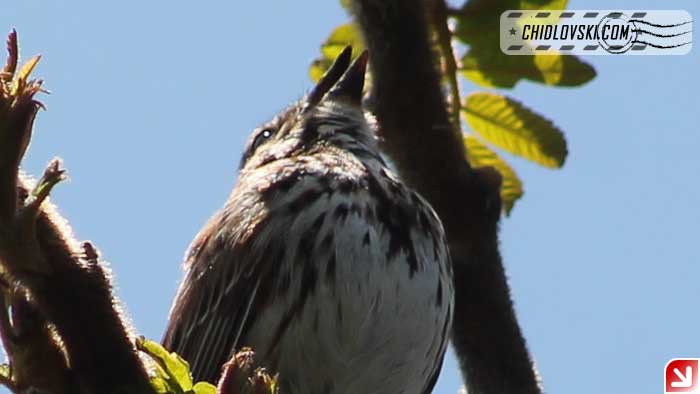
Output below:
[0,30,152,394]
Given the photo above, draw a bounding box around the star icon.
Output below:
[509,27,517,36]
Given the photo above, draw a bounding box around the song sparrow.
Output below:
[162,47,454,394]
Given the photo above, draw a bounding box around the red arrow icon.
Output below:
[673,366,694,388]
[666,359,700,393]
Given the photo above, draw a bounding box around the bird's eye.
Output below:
[252,128,275,151]
[239,127,278,169]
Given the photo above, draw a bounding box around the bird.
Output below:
[162,47,454,394]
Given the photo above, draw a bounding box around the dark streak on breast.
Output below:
[287,188,324,213]
[366,172,420,277]
[334,204,349,221]
[326,250,337,282]
[267,194,326,356]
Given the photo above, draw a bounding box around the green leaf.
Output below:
[193,382,217,394]
[309,58,333,83]
[0,364,10,380]
[460,47,596,88]
[320,24,363,59]
[454,0,594,88]
[464,135,524,215]
[149,376,171,394]
[531,53,596,85]
[462,93,567,168]
[454,0,568,46]
[309,23,364,82]
[137,337,193,393]
[0,363,12,390]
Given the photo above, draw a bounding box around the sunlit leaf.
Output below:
[137,337,193,393]
[532,54,596,85]
[309,23,364,82]
[309,58,333,83]
[464,135,524,215]
[454,0,593,89]
[192,382,217,394]
[16,55,40,84]
[149,376,171,394]
[463,93,567,168]
[460,47,595,88]
[0,364,10,380]
[11,55,41,96]
[321,24,363,59]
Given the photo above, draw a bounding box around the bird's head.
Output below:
[239,47,375,172]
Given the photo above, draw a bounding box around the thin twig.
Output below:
[22,158,66,220]
[432,0,462,131]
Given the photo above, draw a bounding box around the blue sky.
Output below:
[1,1,698,393]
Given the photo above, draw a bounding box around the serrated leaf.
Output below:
[192,382,217,394]
[309,23,364,82]
[463,93,567,168]
[460,46,595,88]
[137,337,193,393]
[464,135,523,215]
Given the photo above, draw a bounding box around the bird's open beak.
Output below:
[305,46,368,111]
[306,46,353,111]
[327,50,368,108]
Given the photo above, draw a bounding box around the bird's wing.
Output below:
[161,213,274,384]
[161,164,334,384]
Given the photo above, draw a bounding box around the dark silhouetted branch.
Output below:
[350,1,542,392]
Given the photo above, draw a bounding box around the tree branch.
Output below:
[350,1,542,392]
[0,284,74,393]
[0,30,153,394]
[432,0,462,131]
